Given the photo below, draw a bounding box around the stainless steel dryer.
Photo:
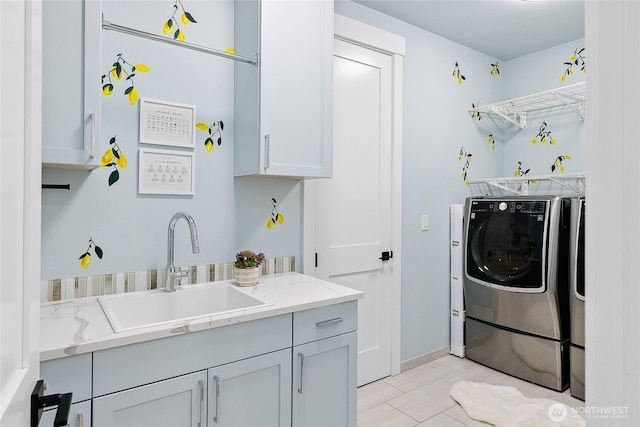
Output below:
[463,196,571,391]
[570,197,585,400]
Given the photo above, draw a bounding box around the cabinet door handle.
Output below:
[316,317,343,327]
[78,412,84,427]
[213,375,220,423]
[264,134,270,171]
[297,352,305,394]
[198,379,205,427]
[89,112,96,159]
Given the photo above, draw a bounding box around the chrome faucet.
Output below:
[165,211,200,292]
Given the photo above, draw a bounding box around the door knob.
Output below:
[379,251,393,261]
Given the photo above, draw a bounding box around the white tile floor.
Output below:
[357,355,584,426]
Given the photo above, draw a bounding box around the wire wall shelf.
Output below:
[469,82,586,129]
[468,172,585,197]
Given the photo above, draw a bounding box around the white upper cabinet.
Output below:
[42,0,101,170]
[234,0,333,178]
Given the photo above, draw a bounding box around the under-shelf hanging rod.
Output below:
[102,17,258,66]
[42,184,70,190]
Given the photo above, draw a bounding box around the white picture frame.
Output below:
[139,98,196,148]
[138,148,195,195]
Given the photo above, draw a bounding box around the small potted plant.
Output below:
[234,250,265,287]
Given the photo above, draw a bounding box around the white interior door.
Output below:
[314,38,393,386]
[0,1,42,424]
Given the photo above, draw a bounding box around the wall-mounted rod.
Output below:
[102,17,258,66]
[42,184,70,190]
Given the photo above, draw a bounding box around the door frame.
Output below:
[303,14,405,377]
[0,0,42,423]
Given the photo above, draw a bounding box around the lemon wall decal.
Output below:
[163,1,197,42]
[490,61,500,77]
[452,61,465,86]
[458,146,472,186]
[101,135,127,186]
[561,48,585,82]
[267,198,284,229]
[196,120,224,152]
[101,53,148,105]
[78,237,103,269]
[532,121,557,145]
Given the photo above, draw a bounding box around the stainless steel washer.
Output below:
[463,196,571,391]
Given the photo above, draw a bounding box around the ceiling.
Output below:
[350,0,585,61]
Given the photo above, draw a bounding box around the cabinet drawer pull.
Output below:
[213,375,220,423]
[297,352,305,394]
[78,412,84,427]
[198,379,205,427]
[316,317,343,327]
[89,112,96,159]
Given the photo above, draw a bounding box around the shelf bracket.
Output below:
[487,106,526,129]
[551,91,585,120]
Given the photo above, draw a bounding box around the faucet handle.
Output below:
[175,267,193,286]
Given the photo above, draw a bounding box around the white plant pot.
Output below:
[234,267,259,287]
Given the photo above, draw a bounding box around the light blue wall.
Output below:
[335,0,585,362]
[502,39,586,177]
[41,0,302,279]
[42,0,585,365]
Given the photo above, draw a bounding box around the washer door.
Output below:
[466,200,547,292]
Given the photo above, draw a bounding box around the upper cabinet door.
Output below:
[42,0,101,170]
[234,0,333,178]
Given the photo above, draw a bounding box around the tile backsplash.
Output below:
[42,256,296,303]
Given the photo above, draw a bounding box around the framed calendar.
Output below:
[139,98,196,148]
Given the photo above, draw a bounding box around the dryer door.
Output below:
[466,199,548,292]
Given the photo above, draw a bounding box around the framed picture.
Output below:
[138,148,195,195]
[139,98,196,148]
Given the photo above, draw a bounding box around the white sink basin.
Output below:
[98,283,269,332]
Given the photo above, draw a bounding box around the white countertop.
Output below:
[40,272,363,361]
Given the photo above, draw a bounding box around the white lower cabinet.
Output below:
[208,349,291,426]
[292,332,357,427]
[93,371,207,427]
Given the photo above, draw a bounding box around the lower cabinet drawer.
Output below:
[40,353,92,404]
[93,314,291,396]
[41,400,91,427]
[293,301,357,345]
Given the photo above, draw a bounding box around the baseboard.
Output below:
[401,346,451,372]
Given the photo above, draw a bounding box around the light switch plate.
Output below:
[421,214,429,231]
